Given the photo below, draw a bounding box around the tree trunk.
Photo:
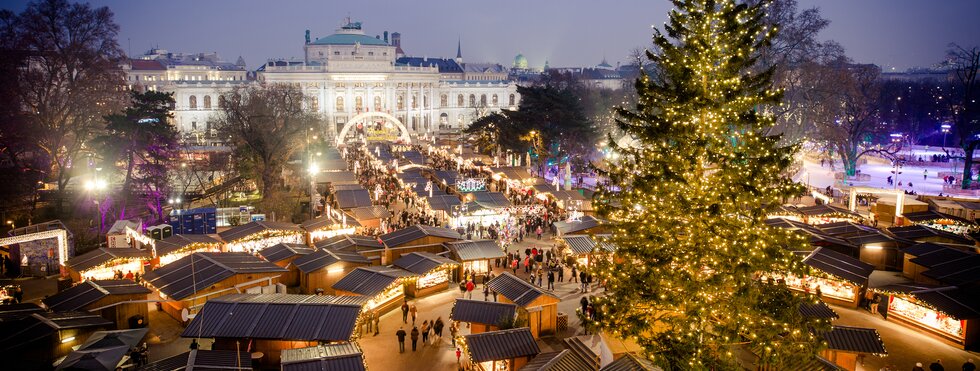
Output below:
[837,144,859,177]
[962,143,977,189]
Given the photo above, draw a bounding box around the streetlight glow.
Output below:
[308,164,319,175]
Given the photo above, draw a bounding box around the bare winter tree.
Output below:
[943,44,980,188]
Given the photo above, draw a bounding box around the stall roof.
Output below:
[335,189,373,209]
[0,303,43,323]
[796,204,862,218]
[314,234,383,251]
[817,222,878,237]
[426,194,462,212]
[106,220,140,235]
[332,266,417,296]
[143,252,287,300]
[182,293,363,342]
[908,287,980,319]
[799,301,839,319]
[333,184,367,191]
[0,311,112,353]
[465,328,540,363]
[802,247,874,286]
[433,170,460,187]
[520,350,593,371]
[400,151,426,165]
[902,210,973,224]
[444,240,506,261]
[466,191,513,209]
[76,328,148,351]
[905,243,974,267]
[155,234,223,257]
[820,326,887,355]
[600,353,662,371]
[380,225,462,247]
[294,248,371,274]
[450,299,517,326]
[489,167,532,181]
[66,248,152,273]
[140,350,250,371]
[320,159,351,172]
[393,251,459,275]
[765,217,822,234]
[486,272,560,307]
[886,225,974,245]
[561,235,597,255]
[844,230,900,246]
[554,216,604,235]
[258,243,315,263]
[315,170,358,184]
[346,205,391,221]
[299,213,357,231]
[281,343,365,371]
[56,344,130,371]
[218,221,302,243]
[42,279,149,312]
[919,254,980,286]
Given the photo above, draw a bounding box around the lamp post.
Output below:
[308,163,319,219]
[85,167,107,245]
[941,124,951,149]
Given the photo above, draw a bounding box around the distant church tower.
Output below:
[455,39,463,64]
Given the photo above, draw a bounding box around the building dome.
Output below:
[311,21,388,46]
[513,54,528,69]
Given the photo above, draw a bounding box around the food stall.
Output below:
[559,235,615,268]
[773,247,873,308]
[462,328,539,371]
[901,210,978,236]
[218,221,303,254]
[152,234,223,268]
[393,252,460,298]
[444,240,506,280]
[877,285,980,349]
[65,248,151,281]
[300,212,357,244]
[332,266,417,315]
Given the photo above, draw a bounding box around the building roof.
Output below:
[820,326,887,355]
[902,210,973,224]
[66,248,152,273]
[335,189,373,209]
[444,240,506,261]
[600,353,662,371]
[42,279,150,312]
[138,350,251,371]
[802,247,874,286]
[258,243,314,263]
[346,205,391,221]
[463,62,508,74]
[217,221,302,243]
[311,32,389,46]
[908,287,980,319]
[332,266,417,296]
[0,311,112,353]
[182,294,362,342]
[554,216,604,235]
[293,248,371,274]
[520,349,593,371]
[425,195,462,212]
[392,251,459,275]
[886,225,974,245]
[281,343,365,371]
[142,252,287,300]
[450,299,517,326]
[486,272,559,307]
[798,301,839,319]
[465,328,539,362]
[380,225,462,247]
[154,234,223,257]
[397,57,462,73]
[127,58,166,71]
[314,234,383,251]
[561,235,597,255]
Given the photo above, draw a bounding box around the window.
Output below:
[368,52,374,56]
[218,95,226,108]
[480,94,487,106]
[423,95,428,108]
[374,96,382,111]
[336,96,345,112]
[203,96,212,109]
[491,94,498,106]
[334,51,340,55]
[457,95,464,107]
[397,96,404,110]
[311,97,319,111]
[355,96,363,111]
[191,121,197,130]
[189,95,197,109]
[469,94,476,107]
[509,94,516,106]
[440,94,448,107]
[411,95,417,109]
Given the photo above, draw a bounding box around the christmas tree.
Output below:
[592,0,824,369]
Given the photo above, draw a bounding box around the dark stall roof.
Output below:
[919,254,980,286]
[218,220,301,243]
[909,287,980,319]
[0,303,43,323]
[465,328,539,362]
[138,350,251,371]
[817,221,878,237]
[143,252,287,300]
[489,167,532,180]
[66,248,152,272]
[902,210,973,224]
[43,279,149,312]
[433,170,460,186]
[258,243,315,263]
[765,217,822,233]
[802,247,874,286]
[561,235,597,255]
[314,234,383,251]
[906,243,975,268]
[56,344,130,371]
[347,205,391,221]
[444,240,506,261]
[76,328,148,351]
[797,229,856,251]
[820,326,887,355]
[335,189,373,209]
[426,194,462,212]
[182,294,362,342]
[520,349,593,371]
[799,301,839,319]
[468,192,513,209]
[393,251,459,275]
[554,216,604,235]
[333,184,367,191]
[400,151,426,165]
[487,272,559,307]
[294,248,371,274]
[451,299,517,326]
[796,204,862,218]
[0,311,111,353]
[316,170,358,184]
[320,159,350,172]
[886,225,974,245]
[380,225,462,247]
[332,266,416,296]
[600,353,661,371]
[845,230,899,246]
[281,343,365,371]
[300,212,354,231]
[154,234,222,257]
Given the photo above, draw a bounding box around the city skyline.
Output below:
[2,0,978,70]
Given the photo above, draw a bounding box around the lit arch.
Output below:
[336,111,412,146]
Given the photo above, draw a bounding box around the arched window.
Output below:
[336,96,345,112]
[203,95,212,109]
[423,95,428,108]
[397,96,404,110]
[355,96,363,111]
[311,97,319,111]
[411,95,417,109]
[440,94,448,107]
[491,94,498,106]
[217,95,226,108]
[469,94,476,107]
[189,95,197,109]
[457,95,464,107]
[509,94,516,106]
[480,94,487,106]
[374,96,382,111]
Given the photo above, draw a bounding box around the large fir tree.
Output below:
[592,0,824,369]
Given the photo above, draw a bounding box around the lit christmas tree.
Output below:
[592,0,825,368]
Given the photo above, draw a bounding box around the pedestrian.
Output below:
[924,169,928,180]
[580,296,589,318]
[571,265,578,283]
[483,285,490,301]
[912,362,925,371]
[396,327,407,353]
[580,271,587,292]
[547,270,555,290]
[511,258,518,275]
[410,303,418,325]
[870,294,880,316]
[189,339,199,350]
[537,270,543,287]
[434,317,444,343]
[373,311,380,336]
[455,347,462,365]
[410,326,420,351]
[964,360,976,371]
[13,286,23,303]
[421,320,430,345]
[450,321,458,346]
[536,226,543,240]
[587,273,593,291]
[557,265,564,282]
[466,279,475,299]
[492,289,498,302]
[401,300,410,324]
[930,359,944,371]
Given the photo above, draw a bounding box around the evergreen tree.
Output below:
[593,1,823,369]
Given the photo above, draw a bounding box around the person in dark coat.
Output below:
[930,359,945,371]
[963,359,976,371]
[401,300,410,323]
[912,362,925,371]
[396,327,407,353]
[410,326,420,351]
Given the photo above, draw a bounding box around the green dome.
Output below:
[513,54,528,69]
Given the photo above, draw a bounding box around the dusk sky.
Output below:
[3,0,978,71]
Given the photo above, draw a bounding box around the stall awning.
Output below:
[554,216,604,235]
[433,170,460,187]
[887,225,975,245]
[908,287,980,320]
[43,279,149,312]
[218,221,302,243]
[380,225,462,247]
[489,167,532,181]
[599,353,661,371]
[281,343,365,371]
[795,204,862,218]
[316,171,358,185]
[332,266,417,297]
[561,235,596,255]
[820,326,887,355]
[467,191,512,209]
[798,302,839,319]
[258,243,314,263]
[465,328,539,363]
[765,217,823,233]
[346,205,391,221]
[444,240,505,261]
[300,213,359,231]
[320,159,350,172]
[902,210,973,224]
[392,252,459,275]
[143,252,287,300]
[335,189,373,209]
[486,272,559,307]
[426,195,462,212]
[450,299,516,326]
[155,234,223,257]
[801,247,874,286]
[66,248,152,273]
[817,221,879,237]
[314,234,383,252]
[294,248,371,274]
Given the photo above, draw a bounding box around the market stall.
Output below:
[281,343,367,371]
[65,248,151,282]
[152,234,223,268]
[344,206,389,230]
[559,235,615,268]
[553,215,606,237]
[450,299,517,335]
[293,248,372,295]
[334,188,373,210]
[818,326,888,370]
[218,221,304,254]
[876,284,980,349]
[444,240,506,280]
[258,243,315,286]
[392,252,459,298]
[886,224,975,245]
[42,280,150,330]
[379,225,463,263]
[796,204,864,225]
[900,210,978,236]
[772,247,873,308]
[486,272,560,339]
[332,265,417,315]
[300,212,358,244]
[462,328,539,371]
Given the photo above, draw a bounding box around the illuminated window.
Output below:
[411,95,417,109]
[480,94,487,106]
[469,94,476,107]
[189,95,197,109]
[374,96,382,111]
[311,97,319,111]
[509,94,516,106]
[355,96,363,111]
[397,96,404,110]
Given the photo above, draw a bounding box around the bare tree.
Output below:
[812,61,887,177]
[943,44,980,188]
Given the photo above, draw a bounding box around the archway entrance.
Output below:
[336,111,412,146]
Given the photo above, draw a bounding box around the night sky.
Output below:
[3,0,978,71]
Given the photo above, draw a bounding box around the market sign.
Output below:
[457,178,487,193]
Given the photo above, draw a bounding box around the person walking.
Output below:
[536,225,543,240]
[537,270,543,287]
[410,303,418,325]
[366,310,374,334]
[401,300,410,324]
[450,321,458,346]
[466,279,475,299]
[511,257,518,275]
[410,326,420,352]
[963,360,976,371]
[547,270,555,290]
[587,273,594,291]
[373,310,380,336]
[396,327,407,353]
[579,271,587,292]
[434,317,444,343]
[421,320,430,345]
[571,265,578,283]
[483,285,490,301]
[557,264,564,282]
[929,359,944,371]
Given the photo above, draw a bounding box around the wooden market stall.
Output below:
[773,247,874,308]
[152,234,223,268]
[281,343,366,371]
[315,234,386,263]
[559,235,615,269]
[182,293,365,368]
[54,328,149,370]
[0,311,112,369]
[140,350,250,370]
[379,225,463,263]
[450,299,517,335]
[300,213,358,244]
[876,196,928,225]
[65,248,151,282]
[218,221,304,254]
[928,198,980,222]
[258,243,315,286]
[877,284,980,349]
[796,204,865,225]
[554,216,606,237]
[334,188,373,210]
[444,240,506,280]
[392,252,460,298]
[902,210,978,236]
[486,272,561,339]
[900,242,980,285]
[42,279,150,329]
[521,350,594,371]
[463,327,540,371]
[332,265,417,315]
[887,224,975,245]
[818,221,905,270]
[294,248,372,295]
[818,326,888,371]
[142,252,287,322]
[345,206,390,230]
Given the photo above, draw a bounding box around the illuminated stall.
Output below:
[300,212,358,244]
[345,206,389,230]
[444,240,506,280]
[332,265,417,315]
[488,167,535,192]
[294,248,372,295]
[486,272,560,339]
[887,224,976,245]
[553,216,606,237]
[152,234,223,268]
[462,328,539,371]
[901,210,978,236]
[258,243,315,286]
[772,247,873,308]
[558,235,614,269]
[218,221,303,254]
[450,299,517,335]
[379,225,463,264]
[796,204,864,225]
[876,284,980,349]
[393,252,459,298]
[818,326,888,370]
[66,248,151,282]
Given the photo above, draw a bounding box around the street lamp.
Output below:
[86,167,107,245]
[941,124,952,149]
[308,163,319,219]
